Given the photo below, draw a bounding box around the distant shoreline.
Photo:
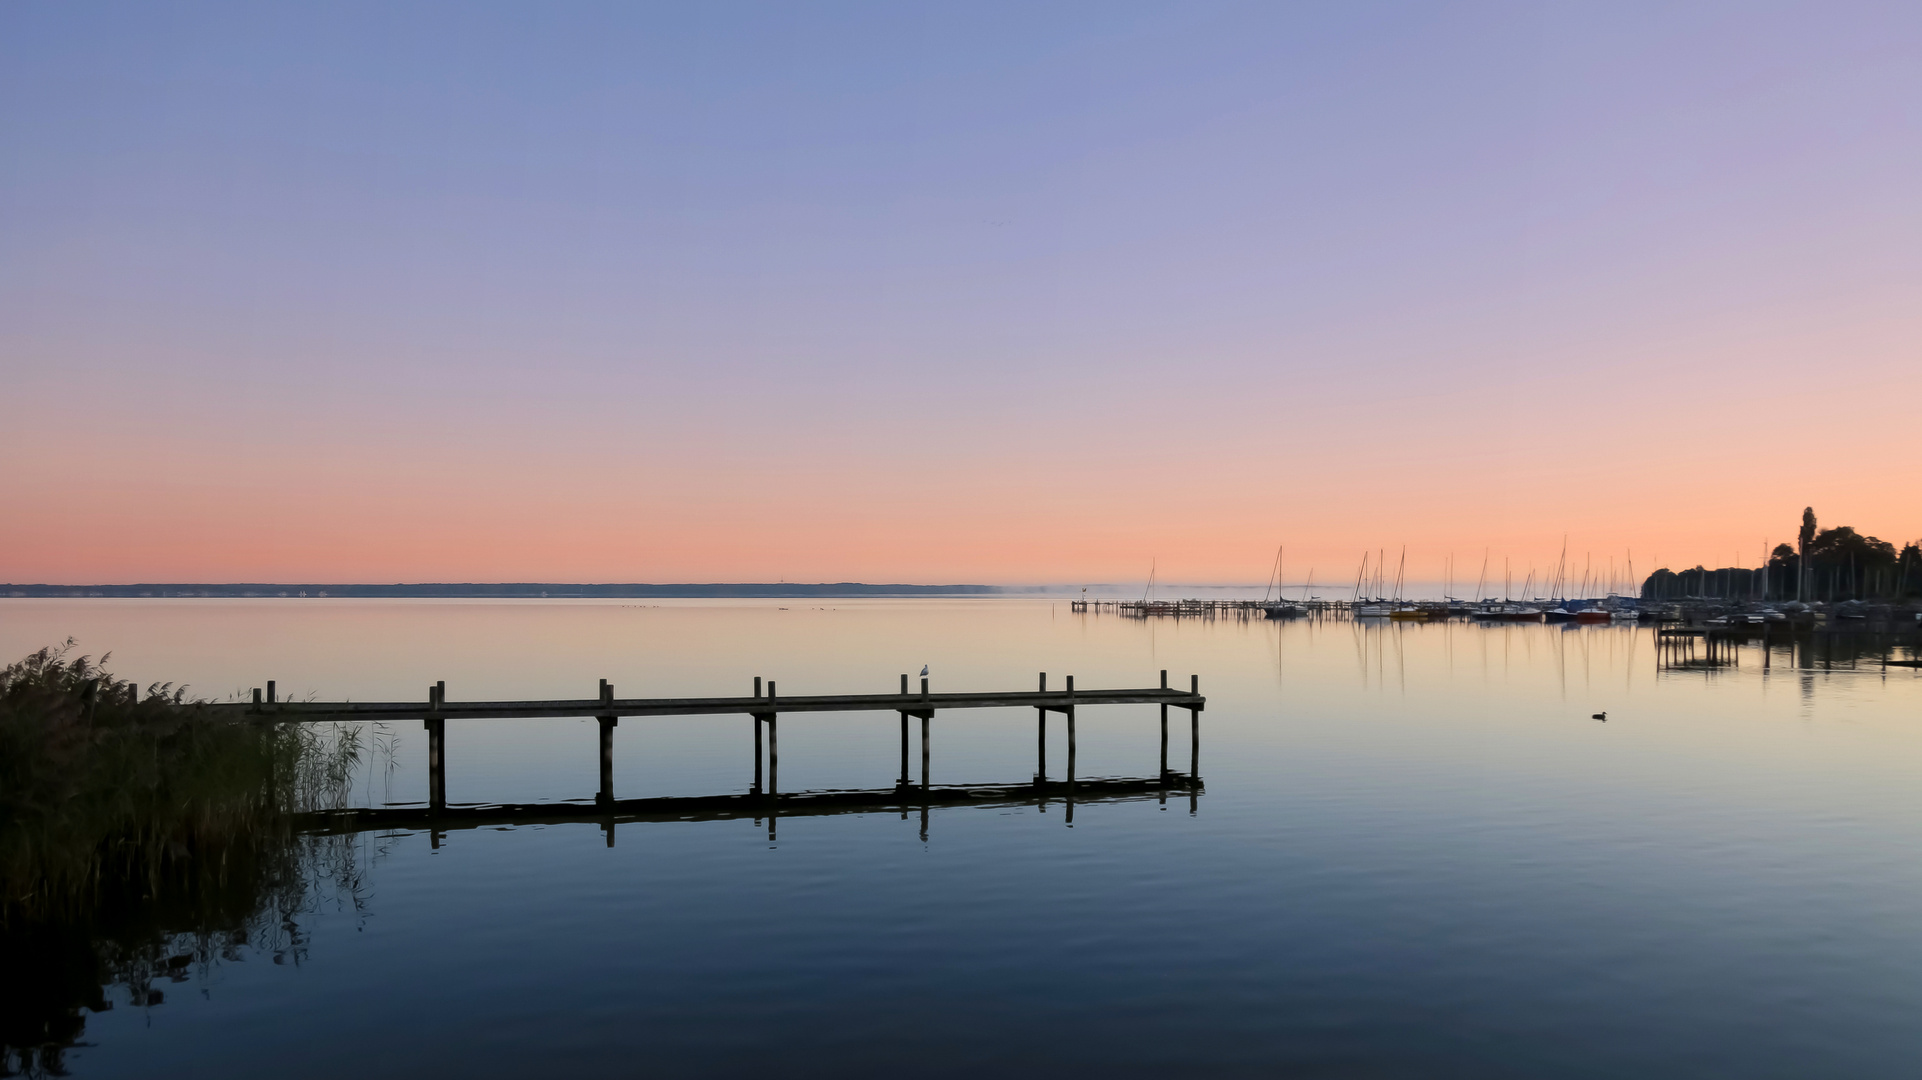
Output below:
[0,583,1040,599]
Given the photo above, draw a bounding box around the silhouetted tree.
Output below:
[1642,510,1916,602]
[1798,507,1817,600]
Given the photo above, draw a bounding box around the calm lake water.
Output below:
[5,598,1922,1078]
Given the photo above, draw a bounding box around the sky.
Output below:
[3,1,1919,586]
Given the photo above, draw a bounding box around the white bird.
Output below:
[920,664,929,677]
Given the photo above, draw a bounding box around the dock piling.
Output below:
[425,682,447,808]
[1036,713,1046,784]
[1036,672,1047,784]
[1190,708,1199,781]
[426,719,446,810]
[267,680,276,705]
[899,711,910,788]
[1067,708,1077,787]
[1160,703,1168,780]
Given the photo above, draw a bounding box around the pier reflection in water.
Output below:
[4,599,1922,1078]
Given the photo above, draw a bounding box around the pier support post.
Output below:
[425,718,446,810]
[596,680,617,804]
[1036,710,1046,784]
[920,715,930,789]
[1066,707,1077,787]
[899,712,910,788]
[1160,703,1168,780]
[1190,706,1199,780]
[753,716,763,794]
[1035,672,1047,785]
[425,682,446,809]
[597,715,617,804]
[769,714,779,796]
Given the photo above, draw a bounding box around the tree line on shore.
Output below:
[1641,508,1921,603]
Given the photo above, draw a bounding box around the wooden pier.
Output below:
[233,672,1205,815]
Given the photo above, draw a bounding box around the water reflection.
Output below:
[2,829,385,1076]
[4,605,1921,1078]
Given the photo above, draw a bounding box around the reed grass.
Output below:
[1,642,367,1075]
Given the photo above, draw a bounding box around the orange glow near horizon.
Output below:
[4,6,1919,585]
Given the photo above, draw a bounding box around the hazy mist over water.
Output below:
[4,598,1920,1077]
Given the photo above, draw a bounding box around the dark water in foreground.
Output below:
[5,599,1921,1077]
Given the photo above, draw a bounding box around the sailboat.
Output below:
[1388,547,1428,619]
[1261,544,1305,618]
[1352,551,1389,617]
